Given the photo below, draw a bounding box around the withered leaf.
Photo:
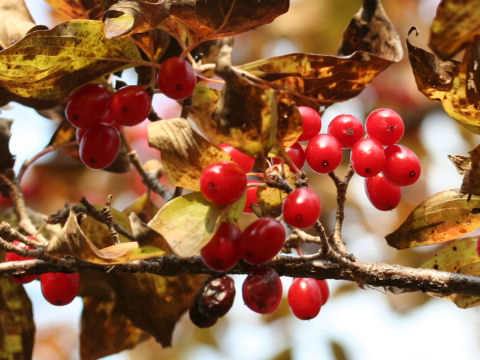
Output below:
[429,0,480,60]
[131,29,170,62]
[0,278,34,360]
[0,118,14,173]
[44,0,111,19]
[257,165,296,217]
[0,20,141,109]
[81,296,150,360]
[453,262,480,308]
[460,144,480,196]
[47,121,78,158]
[386,189,480,249]
[106,271,205,347]
[0,0,36,50]
[147,117,231,191]
[448,154,471,175]
[407,29,480,133]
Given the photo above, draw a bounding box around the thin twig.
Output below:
[102,195,120,244]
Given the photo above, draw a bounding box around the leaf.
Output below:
[104,0,289,46]
[80,296,150,360]
[44,0,111,20]
[47,121,78,158]
[106,271,205,347]
[257,165,295,217]
[460,144,480,196]
[453,262,480,308]
[0,0,36,50]
[0,20,141,109]
[0,118,14,173]
[407,29,480,134]
[147,117,231,191]
[0,278,35,360]
[448,154,471,175]
[429,0,480,60]
[385,189,480,249]
[148,192,229,257]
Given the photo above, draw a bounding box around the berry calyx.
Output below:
[328,114,364,148]
[283,187,321,229]
[288,278,323,320]
[297,106,322,141]
[201,222,242,271]
[305,134,343,173]
[157,57,197,100]
[383,144,421,186]
[219,143,255,173]
[79,123,121,169]
[350,137,385,177]
[40,272,80,306]
[65,83,112,128]
[365,108,404,146]
[240,217,286,265]
[5,240,36,284]
[242,267,283,314]
[365,173,402,210]
[109,85,151,126]
[200,162,247,205]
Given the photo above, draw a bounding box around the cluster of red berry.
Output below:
[5,238,79,306]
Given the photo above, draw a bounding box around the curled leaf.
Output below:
[147,117,231,191]
[448,154,471,175]
[386,189,480,249]
[0,20,141,108]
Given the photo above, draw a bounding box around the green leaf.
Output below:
[385,189,480,249]
[148,192,228,257]
[0,278,35,360]
[0,19,141,108]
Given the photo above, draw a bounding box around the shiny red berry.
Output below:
[288,278,323,320]
[328,114,364,148]
[283,187,321,229]
[365,173,402,210]
[350,137,385,177]
[316,279,330,306]
[244,181,260,213]
[365,108,404,146]
[273,142,305,172]
[200,162,246,205]
[65,83,112,128]
[157,57,197,100]
[110,85,151,126]
[5,240,36,284]
[79,123,121,169]
[201,222,242,271]
[40,272,80,306]
[383,144,421,186]
[219,143,255,173]
[242,267,283,314]
[240,217,286,265]
[297,106,322,141]
[305,134,342,173]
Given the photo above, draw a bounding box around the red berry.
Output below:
[65,83,112,128]
[305,134,342,173]
[383,144,421,186]
[110,85,151,126]
[75,127,88,143]
[365,108,404,146]
[365,173,402,210]
[244,181,260,213]
[197,276,236,318]
[5,240,36,284]
[273,142,305,172]
[297,106,322,141]
[157,57,197,100]
[288,278,323,320]
[219,143,255,173]
[242,267,283,314]
[200,162,247,205]
[283,187,321,229]
[40,272,80,306]
[240,217,286,265]
[328,114,364,148]
[201,222,242,271]
[79,123,121,169]
[350,137,385,177]
[316,279,330,306]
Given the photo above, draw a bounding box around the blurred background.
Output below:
[3,0,480,359]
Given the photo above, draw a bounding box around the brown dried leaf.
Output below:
[460,144,480,196]
[386,189,480,249]
[0,118,14,173]
[147,117,231,191]
[81,296,150,360]
[47,121,78,158]
[44,0,111,19]
[429,0,480,60]
[407,30,480,133]
[0,278,35,360]
[448,154,471,175]
[0,0,36,50]
[257,165,295,218]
